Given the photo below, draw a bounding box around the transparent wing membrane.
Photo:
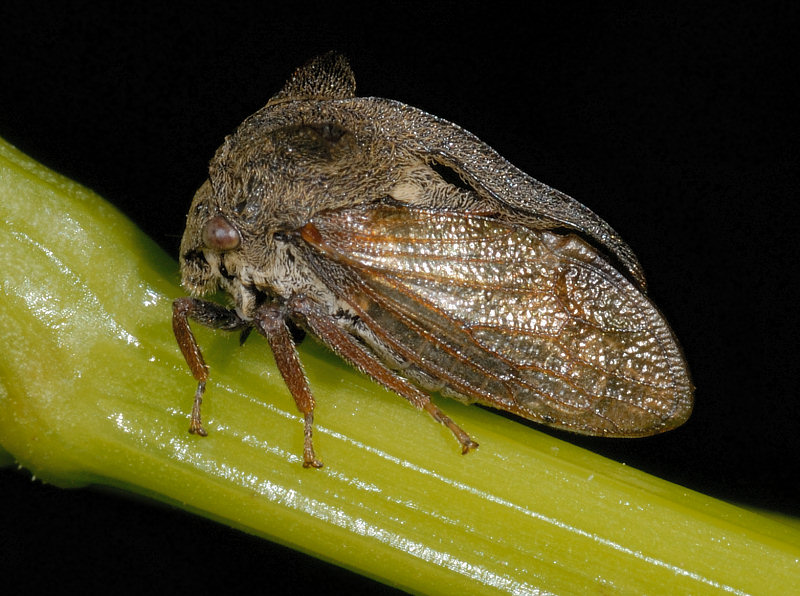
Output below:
[304,205,692,436]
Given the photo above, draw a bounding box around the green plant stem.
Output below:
[1,137,798,594]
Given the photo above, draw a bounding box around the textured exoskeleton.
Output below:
[174,53,693,467]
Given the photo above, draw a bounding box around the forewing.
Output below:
[302,205,693,437]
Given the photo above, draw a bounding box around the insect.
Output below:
[173,52,693,468]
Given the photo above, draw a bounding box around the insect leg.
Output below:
[290,295,478,454]
[172,297,249,436]
[253,305,323,468]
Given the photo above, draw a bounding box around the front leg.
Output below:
[172,297,250,436]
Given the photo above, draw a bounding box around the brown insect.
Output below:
[173,53,693,468]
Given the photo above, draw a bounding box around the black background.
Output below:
[1,2,798,593]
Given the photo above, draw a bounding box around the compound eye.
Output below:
[202,215,241,251]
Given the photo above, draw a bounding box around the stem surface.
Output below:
[1,137,798,594]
